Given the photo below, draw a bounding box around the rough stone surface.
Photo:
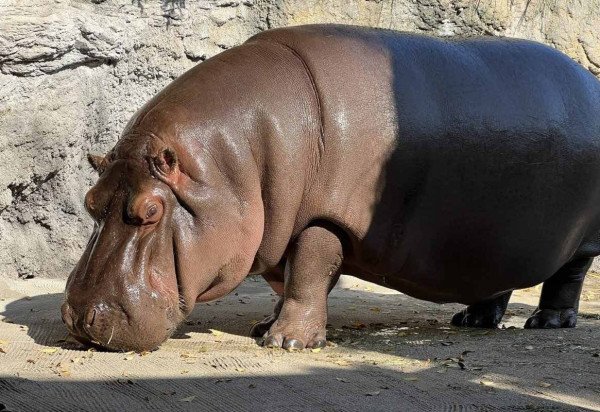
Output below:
[1,0,599,279]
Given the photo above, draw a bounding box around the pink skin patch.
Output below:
[148,271,179,306]
[266,279,284,296]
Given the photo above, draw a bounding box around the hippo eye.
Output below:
[132,198,163,225]
[146,204,158,220]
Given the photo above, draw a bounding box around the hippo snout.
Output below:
[61,301,124,348]
[61,294,178,352]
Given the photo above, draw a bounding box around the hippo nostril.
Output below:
[85,308,97,327]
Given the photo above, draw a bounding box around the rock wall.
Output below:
[1,0,599,279]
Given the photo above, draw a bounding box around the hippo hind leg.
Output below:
[451,292,512,328]
[524,257,592,329]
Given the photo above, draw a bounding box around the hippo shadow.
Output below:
[0,288,265,349]
[168,278,468,342]
[0,278,276,349]
[0,279,279,349]
[0,292,74,348]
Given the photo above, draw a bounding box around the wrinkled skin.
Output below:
[63,25,600,351]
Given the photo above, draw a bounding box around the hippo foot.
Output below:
[262,320,327,350]
[451,309,501,328]
[451,292,511,329]
[524,308,577,329]
[260,301,327,350]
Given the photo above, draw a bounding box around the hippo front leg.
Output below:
[261,225,343,350]
[451,292,512,328]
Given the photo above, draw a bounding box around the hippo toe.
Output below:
[524,308,578,329]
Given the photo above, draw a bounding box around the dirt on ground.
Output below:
[0,274,599,412]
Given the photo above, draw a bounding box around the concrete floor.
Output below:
[0,274,599,411]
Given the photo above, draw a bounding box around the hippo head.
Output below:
[62,135,264,351]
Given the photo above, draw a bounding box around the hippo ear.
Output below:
[150,148,181,186]
[87,154,106,175]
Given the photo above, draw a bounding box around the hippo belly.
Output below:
[365,120,600,304]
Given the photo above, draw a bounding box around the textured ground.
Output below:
[0,274,599,412]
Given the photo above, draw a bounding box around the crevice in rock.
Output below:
[45,58,117,75]
[184,53,206,63]
[578,39,600,75]
[7,58,117,78]
[162,0,186,28]
[32,216,52,231]
[1,170,60,215]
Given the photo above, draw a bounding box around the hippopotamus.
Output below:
[61,24,600,352]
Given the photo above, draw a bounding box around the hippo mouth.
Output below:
[62,284,184,352]
[172,239,188,314]
[62,245,186,352]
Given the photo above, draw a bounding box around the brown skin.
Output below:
[64,25,600,351]
[62,34,305,351]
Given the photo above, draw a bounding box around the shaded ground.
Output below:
[0,274,599,411]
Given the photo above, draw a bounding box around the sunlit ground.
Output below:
[1,273,598,411]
